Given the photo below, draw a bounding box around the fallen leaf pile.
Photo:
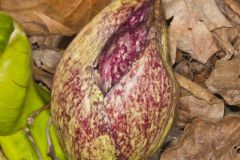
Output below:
[160,0,240,159]
[163,0,239,64]
[206,58,240,106]
[1,0,240,160]
[160,116,240,160]
[0,0,111,35]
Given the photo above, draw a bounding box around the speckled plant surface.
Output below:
[51,0,179,159]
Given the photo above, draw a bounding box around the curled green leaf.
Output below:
[0,11,31,135]
[0,12,14,54]
[0,12,65,159]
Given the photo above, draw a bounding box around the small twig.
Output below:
[25,104,51,160]
[24,127,43,160]
[27,104,50,126]
[46,117,58,160]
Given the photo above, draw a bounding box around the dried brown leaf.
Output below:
[0,0,111,36]
[216,0,240,25]
[215,0,240,59]
[192,74,208,87]
[175,73,224,128]
[177,95,224,128]
[206,58,240,106]
[33,48,64,74]
[190,61,210,86]
[191,61,207,74]
[30,35,63,49]
[163,0,232,64]
[225,0,240,17]
[174,61,193,80]
[33,65,53,89]
[212,27,238,59]
[175,72,222,104]
[160,116,240,160]
[234,35,240,56]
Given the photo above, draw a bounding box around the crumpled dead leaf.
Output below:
[206,58,240,106]
[174,60,211,86]
[0,0,111,36]
[212,27,238,59]
[216,0,240,25]
[215,0,240,58]
[177,94,224,128]
[32,48,64,74]
[32,47,63,89]
[163,0,233,64]
[160,116,240,160]
[192,73,208,87]
[30,35,63,49]
[234,35,240,56]
[30,35,65,89]
[175,72,222,104]
[224,0,240,22]
[191,60,211,87]
[174,61,194,80]
[33,65,53,89]
[191,61,207,74]
[175,73,224,128]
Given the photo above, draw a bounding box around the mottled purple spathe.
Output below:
[99,5,150,91]
[51,0,176,159]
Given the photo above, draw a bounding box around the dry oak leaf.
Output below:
[206,58,240,106]
[174,61,194,80]
[177,95,224,128]
[33,65,53,89]
[212,27,238,59]
[163,0,232,64]
[33,48,64,74]
[175,73,224,128]
[224,0,240,21]
[175,72,222,104]
[32,47,64,89]
[234,34,240,56]
[160,116,240,160]
[216,0,240,25]
[0,0,111,36]
[213,0,240,59]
